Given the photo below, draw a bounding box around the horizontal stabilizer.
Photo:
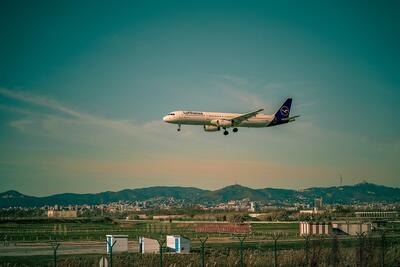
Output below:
[281,115,300,122]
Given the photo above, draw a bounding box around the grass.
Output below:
[0,219,300,242]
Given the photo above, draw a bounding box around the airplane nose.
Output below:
[163,116,168,122]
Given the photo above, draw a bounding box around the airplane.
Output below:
[163,98,299,135]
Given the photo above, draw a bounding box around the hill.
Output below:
[1,182,399,208]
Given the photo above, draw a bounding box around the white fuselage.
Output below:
[163,111,274,128]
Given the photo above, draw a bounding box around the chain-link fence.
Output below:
[1,232,400,267]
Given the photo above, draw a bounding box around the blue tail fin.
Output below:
[274,98,292,122]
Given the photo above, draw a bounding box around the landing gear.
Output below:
[233,128,238,133]
[223,130,229,136]
[177,124,181,132]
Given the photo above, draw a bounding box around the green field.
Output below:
[0,218,300,242]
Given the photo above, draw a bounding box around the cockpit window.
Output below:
[168,113,175,116]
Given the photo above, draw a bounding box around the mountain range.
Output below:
[1,183,399,208]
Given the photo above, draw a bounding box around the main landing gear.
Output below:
[223,127,238,136]
[177,124,181,131]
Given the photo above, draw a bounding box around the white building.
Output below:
[47,210,77,218]
[106,235,128,254]
[299,222,332,236]
[249,202,258,212]
[166,235,190,254]
[300,208,325,215]
[139,237,160,253]
[332,222,371,236]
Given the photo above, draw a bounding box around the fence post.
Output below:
[199,236,208,267]
[273,233,281,267]
[303,235,310,267]
[106,239,117,267]
[356,232,365,267]
[330,234,340,267]
[237,235,246,267]
[132,241,135,267]
[380,231,385,267]
[157,239,166,267]
[50,242,60,267]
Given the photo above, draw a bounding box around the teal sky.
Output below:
[1,1,399,196]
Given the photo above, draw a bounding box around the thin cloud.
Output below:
[0,87,141,135]
[9,120,34,132]
[0,88,81,117]
[0,87,187,150]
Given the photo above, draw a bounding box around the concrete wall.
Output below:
[179,237,190,254]
[139,237,159,254]
[332,223,371,236]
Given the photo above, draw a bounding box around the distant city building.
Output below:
[355,211,398,219]
[314,198,323,209]
[139,237,160,253]
[47,210,77,218]
[249,202,258,212]
[300,209,325,215]
[299,222,332,236]
[248,213,263,218]
[166,235,190,254]
[106,235,128,254]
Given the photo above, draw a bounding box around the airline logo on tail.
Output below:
[275,98,292,120]
[268,98,299,126]
[280,106,290,116]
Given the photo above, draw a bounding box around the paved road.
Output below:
[0,241,139,256]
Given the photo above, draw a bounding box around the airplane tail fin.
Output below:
[274,98,292,121]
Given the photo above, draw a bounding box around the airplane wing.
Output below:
[231,109,264,126]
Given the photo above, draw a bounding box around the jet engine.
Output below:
[203,125,220,132]
[210,119,233,127]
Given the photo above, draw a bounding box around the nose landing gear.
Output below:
[177,125,181,131]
